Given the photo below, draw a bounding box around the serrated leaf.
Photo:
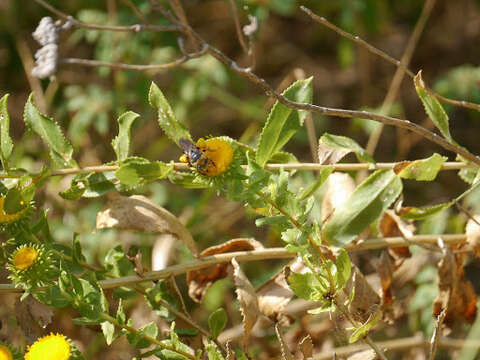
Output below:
[101,321,115,345]
[414,71,452,142]
[111,111,139,162]
[394,153,447,181]
[0,94,13,169]
[208,308,227,339]
[287,271,327,301]
[205,343,226,360]
[256,78,313,167]
[23,94,76,168]
[318,133,374,164]
[148,82,191,145]
[323,170,402,247]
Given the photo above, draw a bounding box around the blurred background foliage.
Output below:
[2,0,480,358]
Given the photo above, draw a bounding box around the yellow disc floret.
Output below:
[0,344,13,360]
[25,333,71,360]
[196,137,234,176]
[13,246,38,271]
[0,197,27,224]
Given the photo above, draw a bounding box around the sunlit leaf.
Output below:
[394,153,447,181]
[111,111,139,162]
[148,82,191,145]
[0,94,13,170]
[23,94,76,168]
[323,170,402,247]
[318,133,374,164]
[208,308,227,339]
[256,78,313,167]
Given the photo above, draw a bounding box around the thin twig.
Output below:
[167,0,199,51]
[59,45,207,71]
[226,0,249,56]
[0,234,471,294]
[366,0,437,155]
[120,0,149,24]
[428,309,447,360]
[300,6,480,114]
[34,0,180,32]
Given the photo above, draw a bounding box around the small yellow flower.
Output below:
[0,344,13,360]
[196,137,234,176]
[13,246,38,271]
[0,197,28,224]
[25,333,71,360]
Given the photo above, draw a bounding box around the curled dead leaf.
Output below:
[433,244,477,328]
[187,238,263,303]
[347,349,376,360]
[295,334,313,360]
[379,210,413,260]
[466,215,480,257]
[15,296,54,343]
[230,258,260,351]
[377,250,394,308]
[321,172,356,222]
[96,195,198,255]
[257,257,306,326]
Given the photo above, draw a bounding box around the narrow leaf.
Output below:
[148,82,191,145]
[299,166,334,200]
[323,170,402,247]
[23,94,76,168]
[318,133,374,164]
[394,153,447,181]
[398,201,454,220]
[111,111,139,162]
[0,94,13,169]
[349,310,382,343]
[414,71,452,142]
[115,158,174,186]
[335,248,352,291]
[256,78,313,167]
[101,321,115,345]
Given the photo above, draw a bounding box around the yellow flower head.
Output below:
[0,197,28,224]
[196,137,234,177]
[0,344,13,360]
[13,246,38,271]
[25,333,71,360]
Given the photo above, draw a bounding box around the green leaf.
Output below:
[23,94,76,168]
[287,271,328,301]
[115,158,174,186]
[349,310,382,343]
[256,78,313,166]
[322,170,402,247]
[394,153,447,181]
[0,94,13,170]
[148,82,191,145]
[414,71,452,142]
[208,308,227,339]
[205,343,226,360]
[335,248,351,291]
[318,133,375,164]
[398,201,454,220]
[307,302,336,314]
[4,187,27,214]
[127,322,159,349]
[101,321,115,345]
[111,111,140,162]
[299,166,334,200]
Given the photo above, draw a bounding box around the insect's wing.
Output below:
[179,138,195,152]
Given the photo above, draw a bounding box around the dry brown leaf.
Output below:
[433,245,477,328]
[226,341,236,360]
[257,257,306,325]
[187,238,263,303]
[393,161,411,175]
[15,296,53,343]
[230,258,260,351]
[347,349,376,360]
[466,216,480,257]
[274,322,294,360]
[379,210,414,260]
[341,266,381,323]
[295,334,313,360]
[377,250,394,308]
[96,195,198,255]
[318,143,350,165]
[321,172,356,222]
